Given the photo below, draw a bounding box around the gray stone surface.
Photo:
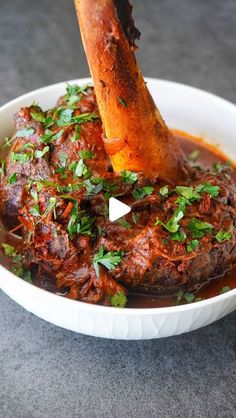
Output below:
[0,0,235,417]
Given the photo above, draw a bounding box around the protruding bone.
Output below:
[74,0,188,180]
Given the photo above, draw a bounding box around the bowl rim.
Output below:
[0,77,236,315]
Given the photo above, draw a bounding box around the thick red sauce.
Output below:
[1,132,236,308]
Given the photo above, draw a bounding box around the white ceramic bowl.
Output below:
[0,78,236,339]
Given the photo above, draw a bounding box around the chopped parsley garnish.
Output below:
[212,161,232,173]
[175,290,197,305]
[67,203,94,239]
[35,146,49,159]
[156,197,187,233]
[83,179,103,195]
[195,183,220,198]
[175,186,200,201]
[58,153,68,168]
[175,183,219,202]
[11,151,31,164]
[220,286,231,294]
[56,108,74,127]
[7,172,17,184]
[121,170,138,184]
[2,243,18,257]
[44,197,57,220]
[93,247,123,276]
[183,292,195,303]
[15,127,35,138]
[40,129,63,144]
[72,113,99,124]
[187,239,199,253]
[187,218,213,238]
[2,243,32,283]
[79,149,94,160]
[65,83,91,105]
[116,218,132,229]
[67,150,94,179]
[71,125,81,143]
[29,190,40,217]
[110,290,127,308]
[159,186,169,197]
[118,97,127,107]
[215,230,232,242]
[188,149,200,161]
[30,106,45,123]
[132,186,154,200]
[171,230,186,242]
[56,109,99,127]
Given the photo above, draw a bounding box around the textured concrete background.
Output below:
[0,1,236,417]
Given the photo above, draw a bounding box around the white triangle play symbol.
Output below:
[109,197,131,222]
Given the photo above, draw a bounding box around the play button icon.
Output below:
[109,197,131,222]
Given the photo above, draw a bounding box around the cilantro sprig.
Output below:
[156,197,187,233]
[93,247,123,276]
[132,186,154,200]
[121,170,138,185]
[215,230,232,242]
[187,218,213,238]
[110,290,127,308]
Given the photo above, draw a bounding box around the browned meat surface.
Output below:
[0,86,236,306]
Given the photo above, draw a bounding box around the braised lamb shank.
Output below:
[0,1,235,305]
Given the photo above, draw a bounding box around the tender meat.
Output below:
[0,87,236,304]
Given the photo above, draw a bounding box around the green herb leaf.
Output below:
[65,83,90,103]
[220,286,231,294]
[183,292,195,303]
[30,107,45,123]
[79,149,94,160]
[93,247,123,276]
[76,216,95,236]
[175,290,196,305]
[39,129,64,144]
[15,127,35,138]
[171,230,187,242]
[56,108,74,127]
[187,239,199,253]
[110,290,127,308]
[67,203,94,239]
[215,230,232,242]
[159,186,169,197]
[2,243,17,256]
[212,161,232,173]
[35,146,49,159]
[10,152,31,164]
[72,113,99,124]
[195,182,220,198]
[156,197,186,233]
[83,179,103,195]
[175,186,200,201]
[116,218,132,229]
[121,170,138,185]
[132,186,154,200]
[7,172,17,184]
[187,218,213,238]
[71,125,81,142]
[59,153,68,168]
